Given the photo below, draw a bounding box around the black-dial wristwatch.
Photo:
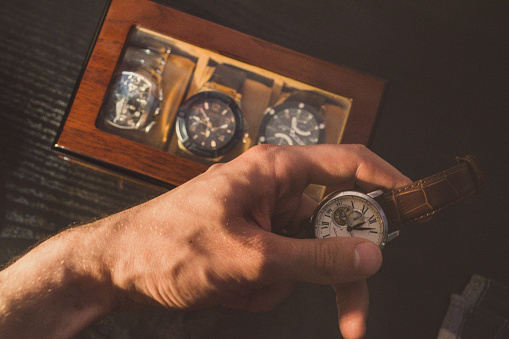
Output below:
[257,91,327,146]
[308,155,485,249]
[176,64,246,158]
[102,40,170,133]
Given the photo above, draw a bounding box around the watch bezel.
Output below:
[176,91,244,158]
[257,100,326,145]
[311,190,389,249]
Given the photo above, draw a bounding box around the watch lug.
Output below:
[367,190,384,198]
[387,231,400,242]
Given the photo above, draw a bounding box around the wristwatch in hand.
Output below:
[102,41,170,132]
[309,155,485,248]
[257,91,326,146]
[176,64,246,158]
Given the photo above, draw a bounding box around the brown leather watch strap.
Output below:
[376,155,485,232]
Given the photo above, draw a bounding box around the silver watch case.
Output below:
[312,190,399,249]
[103,70,163,132]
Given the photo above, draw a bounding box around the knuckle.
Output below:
[233,144,278,174]
[241,232,276,283]
[206,162,225,173]
[347,144,370,155]
[244,144,278,158]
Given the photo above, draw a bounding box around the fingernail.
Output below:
[354,242,382,276]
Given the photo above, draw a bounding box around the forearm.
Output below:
[0,221,117,338]
[0,145,403,339]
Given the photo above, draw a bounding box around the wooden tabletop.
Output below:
[1,0,508,337]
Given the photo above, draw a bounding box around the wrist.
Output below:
[0,221,118,338]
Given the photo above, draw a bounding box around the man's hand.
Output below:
[0,144,411,339]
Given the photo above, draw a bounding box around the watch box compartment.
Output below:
[54,0,386,198]
[97,26,352,166]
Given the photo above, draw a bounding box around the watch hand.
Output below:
[210,124,228,131]
[198,107,208,119]
[291,117,297,131]
[199,108,212,127]
[293,123,312,136]
[349,219,366,228]
[289,129,306,145]
[291,116,313,137]
[347,226,376,231]
[190,116,208,125]
[274,133,294,145]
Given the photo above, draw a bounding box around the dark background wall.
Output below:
[0,0,508,337]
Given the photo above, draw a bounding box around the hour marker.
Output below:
[368,215,377,224]
[211,140,217,148]
[204,102,209,110]
[361,205,368,214]
[222,109,228,115]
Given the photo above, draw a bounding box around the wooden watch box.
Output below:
[53,0,386,194]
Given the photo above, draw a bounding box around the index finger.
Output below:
[265,144,412,193]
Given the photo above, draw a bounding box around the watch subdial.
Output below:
[258,102,325,146]
[333,206,350,226]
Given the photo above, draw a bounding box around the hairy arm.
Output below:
[0,223,116,338]
[0,144,411,339]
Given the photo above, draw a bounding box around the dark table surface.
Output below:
[1,0,508,338]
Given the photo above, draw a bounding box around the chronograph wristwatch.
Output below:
[257,91,327,146]
[102,41,170,132]
[309,155,485,249]
[176,64,246,158]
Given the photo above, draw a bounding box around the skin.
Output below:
[0,144,411,339]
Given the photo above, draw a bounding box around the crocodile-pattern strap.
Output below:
[376,155,485,232]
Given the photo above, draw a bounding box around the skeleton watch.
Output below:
[307,155,485,248]
[102,40,170,132]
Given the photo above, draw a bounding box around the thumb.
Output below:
[270,235,382,285]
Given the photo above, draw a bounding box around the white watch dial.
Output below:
[313,191,388,248]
